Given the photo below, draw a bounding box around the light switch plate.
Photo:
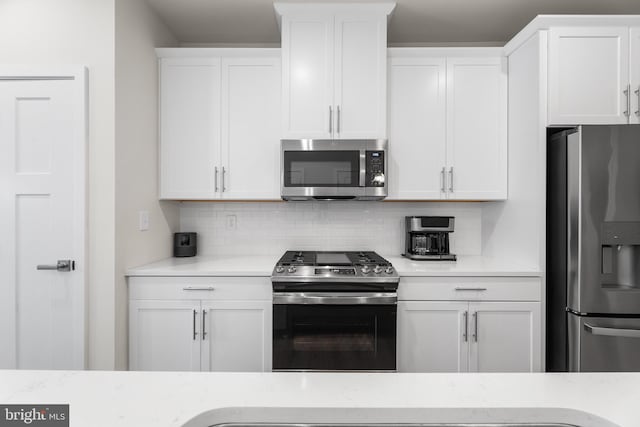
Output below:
[139,210,149,231]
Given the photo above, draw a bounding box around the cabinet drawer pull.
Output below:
[449,167,454,193]
[337,105,341,134]
[222,167,226,192]
[329,105,333,134]
[214,166,219,192]
[635,87,640,117]
[440,167,446,193]
[455,287,487,291]
[183,286,215,291]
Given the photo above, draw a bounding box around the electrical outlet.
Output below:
[139,210,150,231]
[226,214,237,230]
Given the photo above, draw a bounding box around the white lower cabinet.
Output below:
[397,277,542,373]
[129,277,272,372]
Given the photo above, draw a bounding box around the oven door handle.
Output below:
[273,292,397,305]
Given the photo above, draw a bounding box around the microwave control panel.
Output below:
[366,151,385,187]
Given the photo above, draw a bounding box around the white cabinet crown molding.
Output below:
[504,14,640,56]
[388,47,504,58]
[274,2,396,23]
[156,48,281,58]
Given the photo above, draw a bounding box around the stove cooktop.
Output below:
[271,251,399,288]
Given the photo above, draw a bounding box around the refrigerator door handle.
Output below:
[584,323,640,339]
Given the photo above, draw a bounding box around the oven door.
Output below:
[272,292,397,371]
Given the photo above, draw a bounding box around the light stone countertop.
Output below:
[0,370,636,427]
[126,255,541,277]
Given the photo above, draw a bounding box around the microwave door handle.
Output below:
[359,150,366,187]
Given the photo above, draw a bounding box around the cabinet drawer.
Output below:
[398,276,541,302]
[129,276,272,301]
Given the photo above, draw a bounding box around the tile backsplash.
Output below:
[179,202,483,257]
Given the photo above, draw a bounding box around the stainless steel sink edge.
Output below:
[180,407,620,427]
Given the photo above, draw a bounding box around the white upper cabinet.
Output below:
[277,3,394,139]
[158,50,281,200]
[548,27,630,125]
[630,27,640,124]
[220,57,281,199]
[446,57,507,200]
[387,51,507,201]
[387,56,446,199]
[159,58,221,199]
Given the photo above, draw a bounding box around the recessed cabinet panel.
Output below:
[201,300,271,372]
[468,302,541,373]
[159,58,220,199]
[549,27,629,125]
[446,57,507,200]
[129,300,201,372]
[387,57,446,199]
[398,301,468,373]
[630,27,640,125]
[221,58,281,199]
[281,14,334,139]
[334,13,386,138]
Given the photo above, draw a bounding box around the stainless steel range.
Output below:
[271,251,399,371]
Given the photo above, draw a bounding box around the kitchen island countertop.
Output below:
[0,370,636,427]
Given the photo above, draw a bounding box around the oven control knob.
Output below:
[385,267,394,274]
[275,266,285,273]
[361,266,371,274]
[287,266,297,274]
[374,265,383,274]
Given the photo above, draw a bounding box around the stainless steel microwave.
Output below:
[281,139,387,201]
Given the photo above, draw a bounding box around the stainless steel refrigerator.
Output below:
[547,125,640,372]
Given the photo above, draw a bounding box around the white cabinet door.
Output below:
[548,27,629,125]
[281,12,334,139]
[220,57,281,199]
[201,300,272,372]
[630,27,640,125]
[333,12,387,139]
[129,300,201,372]
[159,58,221,199]
[397,301,469,373]
[468,301,541,373]
[446,57,507,200]
[387,57,447,200]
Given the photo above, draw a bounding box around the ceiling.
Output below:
[146,0,640,46]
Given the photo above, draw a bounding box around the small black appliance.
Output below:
[402,216,456,261]
[173,232,197,257]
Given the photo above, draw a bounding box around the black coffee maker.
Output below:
[403,216,456,261]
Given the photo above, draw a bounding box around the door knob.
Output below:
[36,260,75,272]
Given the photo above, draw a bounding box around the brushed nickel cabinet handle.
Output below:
[214,166,219,192]
[449,167,454,193]
[635,87,640,117]
[182,286,215,291]
[192,309,198,340]
[473,312,478,342]
[624,84,630,117]
[441,167,446,193]
[222,167,226,192]
[337,105,341,134]
[463,311,468,342]
[329,106,333,135]
[202,309,207,340]
[455,287,487,291]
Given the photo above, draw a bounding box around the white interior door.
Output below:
[387,56,446,200]
[220,56,281,199]
[0,68,87,369]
